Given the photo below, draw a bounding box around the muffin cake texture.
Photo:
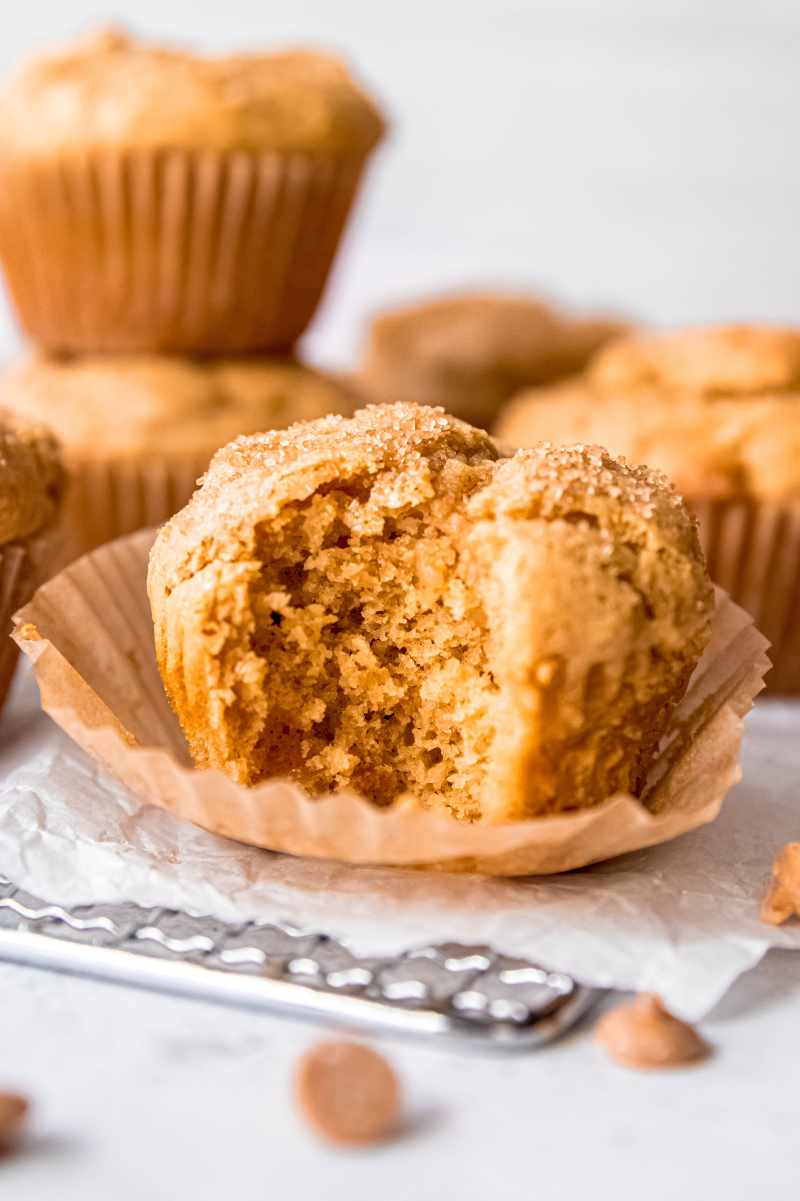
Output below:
[496,324,800,689]
[2,353,355,559]
[148,403,712,821]
[0,27,386,352]
[0,407,64,711]
[358,291,628,428]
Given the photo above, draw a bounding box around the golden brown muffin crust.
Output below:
[1,354,356,460]
[0,27,385,156]
[149,403,711,821]
[0,406,63,545]
[359,291,628,427]
[591,324,800,396]
[497,324,800,499]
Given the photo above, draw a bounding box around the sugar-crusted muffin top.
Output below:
[0,406,64,545]
[498,324,800,499]
[0,27,386,156]
[151,402,708,603]
[1,354,356,460]
[591,325,800,396]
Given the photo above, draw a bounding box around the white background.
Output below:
[0,0,798,366]
[1,4,799,1198]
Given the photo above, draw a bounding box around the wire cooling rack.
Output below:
[0,871,596,1049]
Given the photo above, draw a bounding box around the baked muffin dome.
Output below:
[0,28,386,355]
[2,354,357,459]
[0,406,65,713]
[496,324,800,499]
[1,354,355,558]
[358,291,628,428]
[148,403,712,821]
[0,407,63,546]
[0,27,385,156]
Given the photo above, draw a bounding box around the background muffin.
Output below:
[0,408,64,711]
[356,290,628,428]
[496,324,800,690]
[148,403,711,820]
[0,27,386,353]
[1,354,355,559]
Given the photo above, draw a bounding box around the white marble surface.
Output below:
[2,948,800,1199]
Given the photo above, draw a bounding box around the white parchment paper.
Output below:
[1,663,798,1019]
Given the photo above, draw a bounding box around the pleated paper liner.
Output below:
[0,545,28,712]
[692,496,800,693]
[59,451,214,562]
[0,148,368,353]
[0,514,65,713]
[12,529,769,876]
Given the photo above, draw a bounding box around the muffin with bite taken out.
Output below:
[148,403,713,819]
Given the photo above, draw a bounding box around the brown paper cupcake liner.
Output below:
[12,529,769,876]
[0,511,65,713]
[0,149,368,353]
[691,496,800,693]
[0,544,28,712]
[60,452,213,561]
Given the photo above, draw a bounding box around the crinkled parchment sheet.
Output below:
[2,531,797,1017]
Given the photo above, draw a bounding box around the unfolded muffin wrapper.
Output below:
[692,496,800,693]
[12,529,770,877]
[0,148,369,353]
[60,451,214,562]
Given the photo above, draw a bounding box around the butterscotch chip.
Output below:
[595,994,709,1070]
[295,1041,400,1145]
[760,842,800,925]
[0,1093,29,1149]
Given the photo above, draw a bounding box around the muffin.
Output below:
[0,27,386,353]
[496,324,800,690]
[1,354,355,559]
[0,408,64,711]
[357,291,628,428]
[148,403,712,821]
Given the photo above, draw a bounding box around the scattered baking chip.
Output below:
[594,993,709,1070]
[760,842,800,925]
[295,1040,401,1145]
[0,1093,29,1151]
